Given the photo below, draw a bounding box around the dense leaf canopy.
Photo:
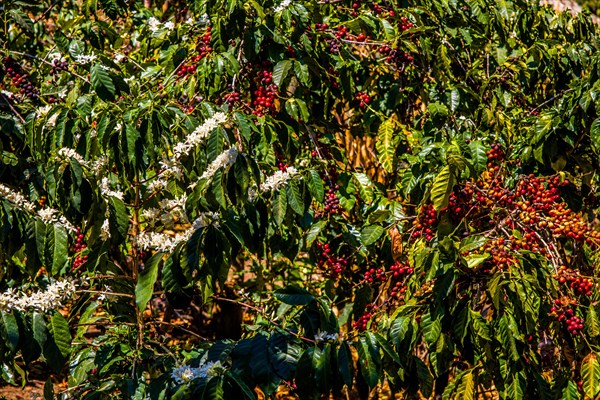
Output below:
[2,0,600,398]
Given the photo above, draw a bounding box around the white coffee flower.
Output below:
[199,147,238,182]
[260,167,299,192]
[274,0,292,12]
[0,280,77,313]
[57,147,88,167]
[100,219,111,241]
[0,183,36,212]
[100,177,124,200]
[147,17,162,33]
[314,330,339,342]
[74,54,97,64]
[113,52,126,63]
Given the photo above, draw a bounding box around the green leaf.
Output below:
[33,312,48,348]
[272,60,292,88]
[376,119,399,173]
[314,344,331,391]
[372,332,400,365]
[307,170,324,202]
[49,312,71,360]
[293,61,311,86]
[272,190,287,226]
[464,253,489,269]
[108,196,129,243]
[337,342,353,388]
[202,376,224,399]
[225,371,256,400]
[135,252,164,312]
[469,141,488,173]
[390,315,411,347]
[505,371,526,400]
[431,165,456,211]
[455,369,475,400]
[421,313,441,346]
[561,380,580,400]
[1,312,19,352]
[587,306,600,337]
[90,64,116,100]
[591,118,600,152]
[360,225,384,246]
[306,221,326,248]
[274,286,315,305]
[47,224,68,276]
[582,353,600,399]
[286,180,304,215]
[44,378,54,400]
[356,336,379,388]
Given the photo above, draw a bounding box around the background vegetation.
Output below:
[2,0,600,398]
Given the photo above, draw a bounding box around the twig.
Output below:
[213,295,316,343]
[77,289,134,298]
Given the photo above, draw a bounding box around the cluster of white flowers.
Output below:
[0,90,13,99]
[0,280,77,313]
[113,52,126,63]
[314,330,339,342]
[100,177,124,200]
[90,156,109,176]
[135,230,193,253]
[147,17,175,33]
[37,207,76,232]
[136,212,219,252]
[74,53,97,64]
[0,184,76,232]
[144,196,189,227]
[159,112,228,181]
[0,183,36,212]
[171,361,224,385]
[260,167,299,192]
[274,0,293,13]
[36,105,52,118]
[57,148,89,167]
[176,113,228,161]
[147,177,168,193]
[199,147,238,182]
[100,218,111,241]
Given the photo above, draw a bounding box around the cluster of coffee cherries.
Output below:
[563,310,585,336]
[353,304,377,331]
[551,299,585,335]
[483,238,517,272]
[411,203,438,241]
[323,184,341,215]
[176,28,213,78]
[223,91,241,106]
[315,241,348,278]
[554,266,594,296]
[380,45,414,66]
[399,16,414,32]
[176,63,198,77]
[364,267,386,283]
[72,227,88,272]
[355,91,372,108]
[388,261,414,298]
[3,57,40,101]
[196,26,213,59]
[327,26,351,53]
[50,58,69,75]
[486,143,505,164]
[251,69,277,116]
[275,152,289,172]
[314,23,329,31]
